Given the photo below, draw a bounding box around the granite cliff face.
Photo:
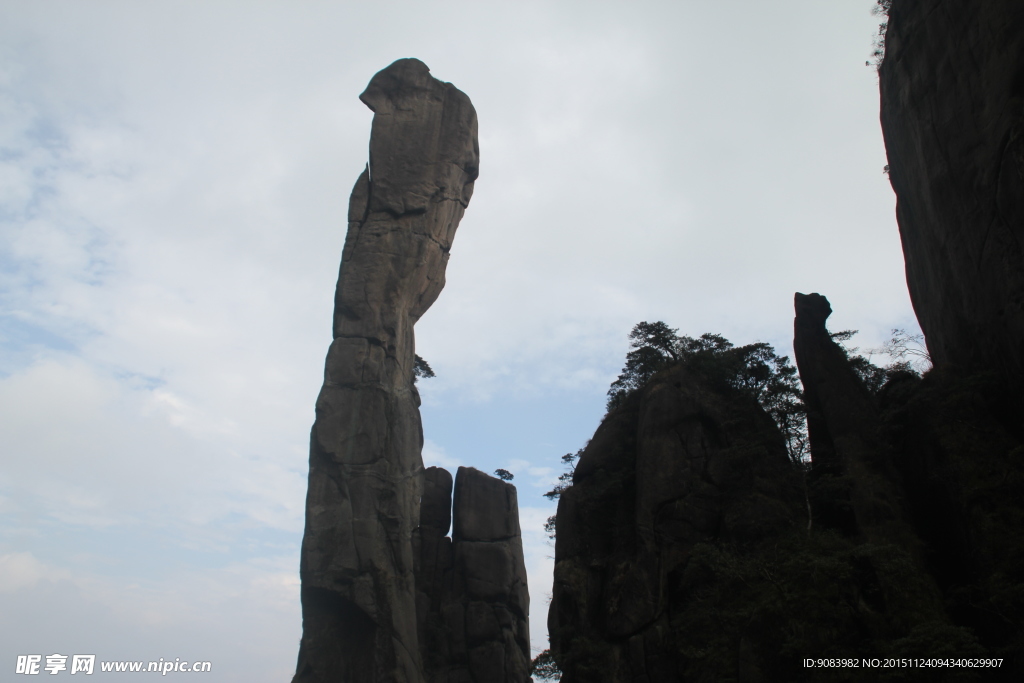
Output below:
[880,0,1024,390]
[292,60,528,683]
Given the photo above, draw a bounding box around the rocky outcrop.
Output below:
[547,305,1000,679]
[792,290,957,623]
[416,467,531,683]
[548,364,805,682]
[791,293,1024,675]
[547,3,1024,677]
[879,0,1024,390]
[292,59,479,683]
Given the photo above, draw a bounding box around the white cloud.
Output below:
[422,439,463,471]
[0,1,916,677]
[0,551,299,682]
[0,552,70,592]
[0,354,304,534]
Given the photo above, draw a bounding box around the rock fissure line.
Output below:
[293,59,529,683]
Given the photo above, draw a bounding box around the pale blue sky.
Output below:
[0,1,914,680]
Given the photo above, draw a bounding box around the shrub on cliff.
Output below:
[606,321,807,463]
[869,0,891,70]
[413,354,435,382]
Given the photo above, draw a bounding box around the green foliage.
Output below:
[607,321,808,464]
[884,369,1024,659]
[542,449,584,540]
[544,449,582,501]
[605,321,682,403]
[628,320,681,360]
[529,648,561,680]
[544,514,557,539]
[493,468,514,481]
[849,354,889,393]
[869,0,891,70]
[413,354,435,382]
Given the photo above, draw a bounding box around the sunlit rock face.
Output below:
[880,0,1024,392]
[292,58,478,683]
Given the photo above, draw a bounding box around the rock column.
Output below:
[792,292,919,546]
[292,59,478,683]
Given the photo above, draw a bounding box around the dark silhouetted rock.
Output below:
[292,59,478,683]
[547,2,1024,676]
[548,364,805,682]
[793,292,922,550]
[547,335,981,680]
[880,0,1024,391]
[876,4,1024,668]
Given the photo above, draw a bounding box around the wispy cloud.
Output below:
[1,1,914,678]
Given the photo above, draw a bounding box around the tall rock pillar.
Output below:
[792,292,919,547]
[292,59,479,683]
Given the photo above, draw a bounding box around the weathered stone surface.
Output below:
[790,292,1024,669]
[880,0,1024,389]
[453,465,521,542]
[415,467,531,683]
[292,59,478,683]
[549,365,803,682]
